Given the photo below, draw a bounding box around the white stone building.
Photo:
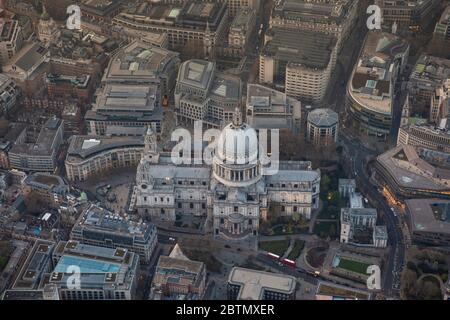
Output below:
[132,110,320,241]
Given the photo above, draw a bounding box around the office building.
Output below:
[270,0,358,51]
[112,1,228,56]
[23,173,69,208]
[0,18,23,65]
[246,83,301,134]
[151,244,206,300]
[397,123,450,154]
[65,134,145,182]
[11,240,55,291]
[70,203,158,263]
[375,0,440,30]
[260,27,337,103]
[375,144,450,199]
[80,0,123,24]
[174,59,242,128]
[227,7,257,57]
[227,267,296,300]
[307,108,339,147]
[85,41,180,135]
[219,0,260,18]
[8,118,63,172]
[405,198,450,246]
[408,55,450,111]
[347,31,409,138]
[0,73,19,114]
[48,240,139,300]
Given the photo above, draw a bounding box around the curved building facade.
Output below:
[65,135,144,181]
[347,31,409,138]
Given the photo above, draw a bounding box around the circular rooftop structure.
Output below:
[307,108,339,128]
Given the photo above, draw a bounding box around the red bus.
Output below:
[282,258,296,268]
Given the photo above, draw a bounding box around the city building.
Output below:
[408,55,450,111]
[306,108,339,147]
[132,110,321,241]
[0,122,26,169]
[23,173,69,209]
[80,0,123,24]
[219,0,260,18]
[260,27,337,103]
[431,5,450,57]
[112,1,228,57]
[2,42,50,95]
[48,240,139,300]
[405,198,450,246]
[347,31,409,138]
[246,83,301,134]
[397,123,450,153]
[8,118,63,173]
[11,240,55,291]
[227,267,296,300]
[375,144,450,199]
[227,7,256,57]
[85,41,180,136]
[340,206,387,248]
[45,74,92,102]
[174,59,242,128]
[375,0,440,30]
[338,179,356,198]
[70,203,158,263]
[101,40,180,97]
[65,135,145,182]
[0,18,23,65]
[430,80,450,124]
[0,73,20,115]
[61,102,82,136]
[37,7,60,44]
[270,0,358,51]
[151,244,206,300]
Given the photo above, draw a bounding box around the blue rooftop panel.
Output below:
[54,255,120,274]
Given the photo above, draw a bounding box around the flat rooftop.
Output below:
[67,135,144,161]
[228,267,296,300]
[350,32,409,115]
[76,203,154,239]
[104,40,179,82]
[406,198,450,234]
[262,27,336,70]
[273,0,357,23]
[377,145,450,191]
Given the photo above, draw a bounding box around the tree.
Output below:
[321,174,331,194]
[401,269,418,299]
[329,224,336,238]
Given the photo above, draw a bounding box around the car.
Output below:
[169,237,176,242]
[224,244,231,249]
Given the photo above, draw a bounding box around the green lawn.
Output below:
[313,221,338,238]
[338,258,371,275]
[259,240,290,256]
[287,240,305,260]
[318,284,369,299]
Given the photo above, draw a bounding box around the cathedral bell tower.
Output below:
[144,126,159,164]
[204,21,214,60]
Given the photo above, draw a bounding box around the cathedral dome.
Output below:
[216,108,258,165]
[212,108,262,188]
